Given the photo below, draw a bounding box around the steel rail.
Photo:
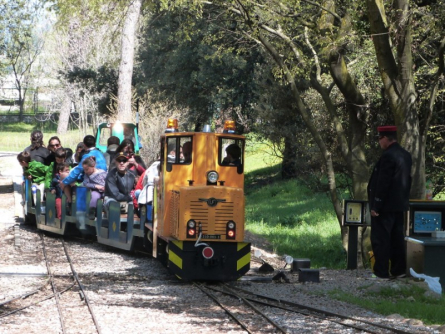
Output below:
[0,279,49,307]
[227,284,419,334]
[62,239,102,334]
[221,285,288,333]
[195,282,287,334]
[194,282,254,334]
[210,284,379,334]
[40,233,67,334]
[0,283,75,318]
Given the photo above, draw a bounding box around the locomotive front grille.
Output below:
[188,201,235,234]
[171,186,243,240]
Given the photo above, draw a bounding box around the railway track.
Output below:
[40,233,102,334]
[1,232,102,334]
[196,282,430,334]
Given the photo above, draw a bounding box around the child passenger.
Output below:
[82,156,107,220]
[49,163,71,218]
[17,151,52,210]
[51,148,73,209]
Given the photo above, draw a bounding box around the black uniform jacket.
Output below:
[367,142,412,213]
[104,167,136,202]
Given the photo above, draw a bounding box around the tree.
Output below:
[368,0,445,199]
[44,0,124,133]
[0,0,44,120]
[117,0,143,122]
[135,10,261,132]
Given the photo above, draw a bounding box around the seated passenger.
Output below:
[116,139,146,175]
[50,147,68,177]
[103,153,136,214]
[82,156,107,220]
[61,135,107,188]
[167,143,178,163]
[104,136,120,168]
[24,130,51,166]
[71,142,86,167]
[17,151,52,210]
[47,136,74,166]
[222,144,242,166]
[134,160,160,212]
[49,162,71,219]
[182,141,192,164]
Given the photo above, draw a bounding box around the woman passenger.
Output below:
[115,139,146,175]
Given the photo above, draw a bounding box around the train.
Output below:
[21,119,251,281]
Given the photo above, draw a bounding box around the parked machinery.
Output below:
[22,119,251,281]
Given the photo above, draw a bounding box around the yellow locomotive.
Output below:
[146,119,251,281]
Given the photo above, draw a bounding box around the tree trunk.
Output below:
[282,136,298,179]
[368,0,424,199]
[117,0,143,122]
[328,53,369,200]
[57,93,71,134]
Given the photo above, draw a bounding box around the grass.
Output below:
[0,123,86,152]
[328,283,445,325]
[245,178,345,268]
[244,139,346,268]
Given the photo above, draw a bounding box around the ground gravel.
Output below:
[1,153,444,334]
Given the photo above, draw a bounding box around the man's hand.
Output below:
[371,210,379,217]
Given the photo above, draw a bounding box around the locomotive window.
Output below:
[179,137,192,164]
[219,138,244,173]
[166,136,193,171]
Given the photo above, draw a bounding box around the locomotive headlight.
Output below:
[207,171,219,183]
[226,220,236,240]
[187,219,196,238]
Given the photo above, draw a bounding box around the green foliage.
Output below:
[0,0,44,112]
[135,9,263,130]
[60,65,118,116]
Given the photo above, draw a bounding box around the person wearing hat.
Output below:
[367,125,412,279]
[103,152,137,214]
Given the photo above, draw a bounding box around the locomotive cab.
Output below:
[151,120,251,281]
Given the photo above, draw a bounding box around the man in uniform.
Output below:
[367,126,412,279]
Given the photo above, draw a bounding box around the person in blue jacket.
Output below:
[60,135,107,198]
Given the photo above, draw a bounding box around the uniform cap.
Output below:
[115,152,129,161]
[377,125,397,138]
[377,125,397,133]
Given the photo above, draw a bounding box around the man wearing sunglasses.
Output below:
[103,152,137,214]
[367,125,412,280]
